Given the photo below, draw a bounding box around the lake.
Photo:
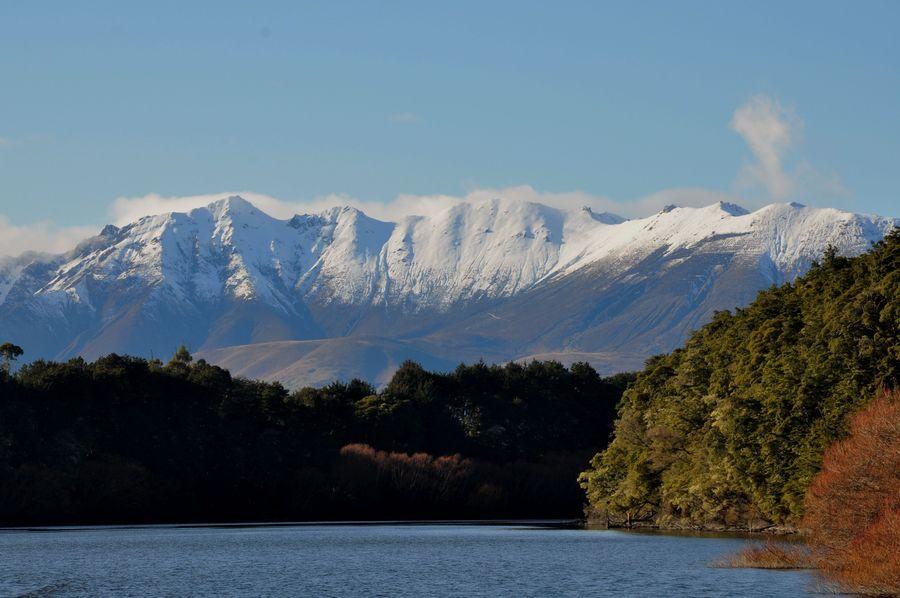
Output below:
[0,523,831,597]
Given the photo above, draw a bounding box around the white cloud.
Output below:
[386,186,750,219]
[389,112,423,124]
[0,184,767,258]
[0,216,96,258]
[108,184,750,227]
[730,94,850,202]
[7,95,842,257]
[730,95,797,199]
[108,189,478,225]
[0,137,11,147]
[109,192,303,225]
[624,187,759,215]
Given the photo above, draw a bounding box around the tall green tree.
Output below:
[0,342,23,375]
[580,229,900,528]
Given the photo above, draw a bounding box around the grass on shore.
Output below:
[719,535,900,597]
[714,540,811,570]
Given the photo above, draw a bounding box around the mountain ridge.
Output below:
[0,195,895,386]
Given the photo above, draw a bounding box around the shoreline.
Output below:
[0,517,802,539]
[0,518,584,532]
[585,518,802,536]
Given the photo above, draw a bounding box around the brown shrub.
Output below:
[337,443,473,503]
[833,509,900,596]
[802,390,900,595]
[716,540,810,569]
[334,444,590,519]
[335,443,477,517]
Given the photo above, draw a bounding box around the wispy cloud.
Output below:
[107,185,748,226]
[730,94,848,202]
[109,191,362,225]
[384,186,746,220]
[0,217,96,258]
[389,112,423,125]
[0,183,777,258]
[0,137,12,147]
[109,192,292,225]
[730,95,797,199]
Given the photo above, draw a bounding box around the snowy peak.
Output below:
[716,201,750,216]
[0,194,895,323]
[580,206,627,225]
[1,195,896,315]
[202,195,260,220]
[0,194,895,383]
[375,197,569,306]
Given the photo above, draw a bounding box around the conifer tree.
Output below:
[0,342,23,375]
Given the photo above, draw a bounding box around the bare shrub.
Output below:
[802,390,900,596]
[716,541,810,569]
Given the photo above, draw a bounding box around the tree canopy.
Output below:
[0,342,23,374]
[0,350,628,524]
[579,229,900,528]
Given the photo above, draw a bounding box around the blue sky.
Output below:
[0,1,898,254]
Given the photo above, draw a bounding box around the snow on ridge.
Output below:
[0,261,26,306]
[2,195,895,313]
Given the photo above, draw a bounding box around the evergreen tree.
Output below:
[580,229,900,528]
[0,342,23,375]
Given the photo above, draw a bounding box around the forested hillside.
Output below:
[0,351,628,524]
[580,230,900,529]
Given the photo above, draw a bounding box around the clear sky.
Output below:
[0,1,898,254]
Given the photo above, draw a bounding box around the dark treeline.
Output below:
[0,348,631,524]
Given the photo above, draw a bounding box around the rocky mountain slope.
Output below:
[0,195,894,386]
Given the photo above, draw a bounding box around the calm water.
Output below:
[0,523,831,597]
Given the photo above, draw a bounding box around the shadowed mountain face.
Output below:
[0,195,895,387]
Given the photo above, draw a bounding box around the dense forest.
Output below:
[580,230,900,530]
[0,348,630,524]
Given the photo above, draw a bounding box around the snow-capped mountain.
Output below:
[0,195,895,387]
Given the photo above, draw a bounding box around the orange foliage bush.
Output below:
[802,390,900,595]
[334,443,590,519]
[835,509,900,595]
[338,443,474,506]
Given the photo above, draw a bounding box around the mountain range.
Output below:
[0,195,895,387]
